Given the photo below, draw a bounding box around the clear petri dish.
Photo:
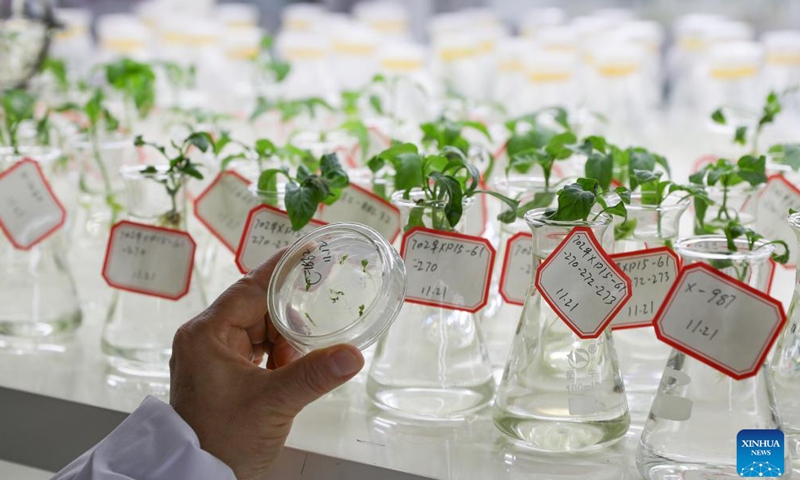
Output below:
[267,222,407,353]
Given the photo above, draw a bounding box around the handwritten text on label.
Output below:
[654,263,786,380]
[611,248,680,329]
[400,227,495,312]
[0,159,66,250]
[102,221,196,300]
[536,227,632,339]
[235,205,325,274]
[194,171,261,253]
[499,232,534,306]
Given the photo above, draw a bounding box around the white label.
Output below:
[611,248,680,329]
[102,221,196,300]
[194,171,261,253]
[0,159,65,250]
[755,175,800,267]
[499,233,534,306]
[654,263,786,380]
[401,227,496,312]
[535,227,632,339]
[236,205,325,273]
[317,184,401,242]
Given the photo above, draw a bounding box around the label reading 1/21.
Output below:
[102,221,196,300]
[654,263,786,380]
[194,171,261,253]
[499,232,534,306]
[536,227,632,339]
[317,184,401,243]
[400,227,496,313]
[235,205,325,273]
[755,175,800,268]
[0,159,66,250]
[611,247,680,329]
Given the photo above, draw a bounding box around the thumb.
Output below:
[264,344,364,416]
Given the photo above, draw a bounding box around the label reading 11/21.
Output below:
[0,159,66,250]
[536,227,632,339]
[400,227,495,313]
[317,184,401,243]
[654,263,786,380]
[194,171,261,253]
[102,221,196,300]
[611,247,680,329]
[235,205,325,274]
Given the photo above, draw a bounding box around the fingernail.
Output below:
[330,348,361,377]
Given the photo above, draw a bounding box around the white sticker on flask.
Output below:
[317,184,401,243]
[400,227,496,312]
[0,159,66,250]
[194,171,261,253]
[611,247,680,329]
[235,205,325,273]
[102,221,196,300]
[755,175,800,268]
[653,263,786,380]
[536,227,632,339]
[499,232,534,306]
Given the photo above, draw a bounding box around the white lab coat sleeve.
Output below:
[51,396,236,480]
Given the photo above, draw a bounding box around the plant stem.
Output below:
[90,130,118,225]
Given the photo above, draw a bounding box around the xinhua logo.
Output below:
[737,429,784,477]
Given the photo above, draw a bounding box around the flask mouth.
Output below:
[524,208,611,229]
[676,235,774,263]
[391,187,476,210]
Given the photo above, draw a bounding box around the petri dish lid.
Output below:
[268,223,407,354]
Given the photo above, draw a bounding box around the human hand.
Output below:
[169,249,365,480]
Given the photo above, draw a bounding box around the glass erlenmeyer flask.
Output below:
[493,209,630,452]
[480,176,550,369]
[0,152,82,338]
[771,212,800,457]
[613,193,690,413]
[637,236,788,479]
[367,189,495,419]
[102,166,207,376]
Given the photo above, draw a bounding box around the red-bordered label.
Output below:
[235,204,326,274]
[499,232,533,306]
[653,262,786,380]
[535,227,632,339]
[755,174,800,269]
[0,158,66,250]
[102,221,196,301]
[194,170,261,253]
[317,184,401,243]
[611,247,680,330]
[400,227,496,313]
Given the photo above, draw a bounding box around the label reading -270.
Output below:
[400,227,495,313]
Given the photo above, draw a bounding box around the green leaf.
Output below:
[369,94,383,114]
[475,189,521,224]
[393,152,424,192]
[585,152,613,191]
[284,181,326,231]
[737,155,767,186]
[711,108,726,124]
[367,155,385,173]
[431,172,463,228]
[186,132,214,153]
[545,131,577,159]
[734,126,748,146]
[41,57,69,92]
[517,192,557,216]
[254,138,277,158]
[548,182,597,221]
[257,167,289,197]
[340,119,370,161]
[460,120,492,141]
[320,153,349,189]
[260,34,274,51]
